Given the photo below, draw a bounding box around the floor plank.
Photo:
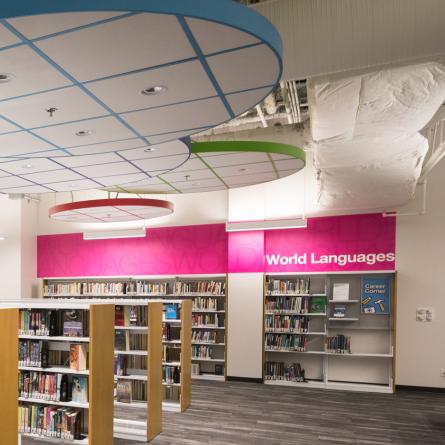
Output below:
[22,380,445,444]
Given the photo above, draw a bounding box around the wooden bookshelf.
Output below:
[179,300,192,411]
[14,301,114,445]
[263,273,396,394]
[0,308,18,445]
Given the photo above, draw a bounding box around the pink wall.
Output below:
[37,214,396,277]
[38,224,228,277]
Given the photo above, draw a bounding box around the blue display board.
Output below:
[361,277,391,314]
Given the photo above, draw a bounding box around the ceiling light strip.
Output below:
[226,218,307,232]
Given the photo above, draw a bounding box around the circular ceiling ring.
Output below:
[109,140,306,194]
[0,1,283,161]
[49,197,174,223]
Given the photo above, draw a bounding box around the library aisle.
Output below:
[22,380,445,445]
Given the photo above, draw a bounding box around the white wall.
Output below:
[396,159,445,387]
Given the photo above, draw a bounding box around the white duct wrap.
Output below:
[308,62,445,209]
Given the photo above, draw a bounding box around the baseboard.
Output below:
[226,376,263,384]
[396,384,445,393]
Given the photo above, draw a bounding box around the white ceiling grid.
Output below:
[308,61,445,210]
[0,10,281,194]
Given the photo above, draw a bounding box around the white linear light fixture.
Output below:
[225,218,307,232]
[83,227,146,240]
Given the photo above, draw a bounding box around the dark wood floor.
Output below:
[23,380,445,445]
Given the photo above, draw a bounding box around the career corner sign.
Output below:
[361,277,391,314]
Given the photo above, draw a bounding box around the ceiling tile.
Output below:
[73,161,140,178]
[36,13,195,82]
[114,182,174,193]
[55,152,122,168]
[275,158,305,171]
[0,118,21,135]
[0,184,53,194]
[0,175,33,188]
[271,153,297,161]
[278,169,297,179]
[33,116,136,148]
[161,168,215,183]
[22,168,84,184]
[186,17,259,55]
[66,138,147,156]
[207,45,279,94]
[175,185,225,194]
[87,60,216,113]
[49,179,103,191]
[224,171,277,187]
[0,23,21,48]
[0,86,109,129]
[95,173,147,187]
[0,157,60,175]
[202,152,269,167]
[118,140,190,161]
[157,156,205,174]
[0,132,54,157]
[122,97,229,138]
[148,128,208,144]
[131,153,189,173]
[227,87,271,116]
[0,46,71,100]
[215,162,275,178]
[8,12,125,40]
[175,178,224,190]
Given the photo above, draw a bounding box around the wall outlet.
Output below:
[440,369,445,378]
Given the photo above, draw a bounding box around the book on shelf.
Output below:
[193,297,219,311]
[192,313,219,327]
[165,304,179,320]
[192,330,217,343]
[333,304,346,318]
[214,364,224,376]
[63,310,85,337]
[69,344,87,371]
[19,340,49,368]
[265,314,309,333]
[115,306,125,327]
[71,376,89,404]
[116,381,132,404]
[163,384,180,402]
[192,345,213,359]
[191,363,200,376]
[163,365,181,384]
[115,330,127,351]
[309,297,326,314]
[333,283,350,301]
[327,334,351,353]
[265,333,307,351]
[267,278,310,295]
[174,280,225,295]
[265,361,305,382]
[265,296,310,313]
[19,404,83,440]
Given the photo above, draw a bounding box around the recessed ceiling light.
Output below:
[144,147,159,152]
[0,73,14,83]
[141,85,168,96]
[75,130,93,137]
[22,164,34,169]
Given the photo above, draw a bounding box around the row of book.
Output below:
[265,315,310,333]
[265,333,308,351]
[164,365,181,384]
[191,363,224,376]
[192,330,218,344]
[117,379,181,402]
[192,297,219,311]
[265,296,326,314]
[115,331,148,352]
[326,334,351,353]
[192,345,213,359]
[264,361,306,382]
[18,405,83,440]
[192,314,220,327]
[266,279,311,295]
[174,281,225,295]
[19,309,89,338]
[44,281,169,296]
[114,355,147,376]
[19,372,88,404]
[163,344,181,363]
[115,305,148,327]
[19,341,88,371]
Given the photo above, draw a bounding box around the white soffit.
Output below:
[308,61,445,210]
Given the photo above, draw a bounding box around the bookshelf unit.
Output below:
[42,274,228,382]
[113,301,163,442]
[174,275,227,382]
[15,300,114,445]
[263,273,396,394]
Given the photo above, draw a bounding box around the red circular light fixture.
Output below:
[49,198,174,223]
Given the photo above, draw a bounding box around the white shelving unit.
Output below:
[263,273,396,394]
